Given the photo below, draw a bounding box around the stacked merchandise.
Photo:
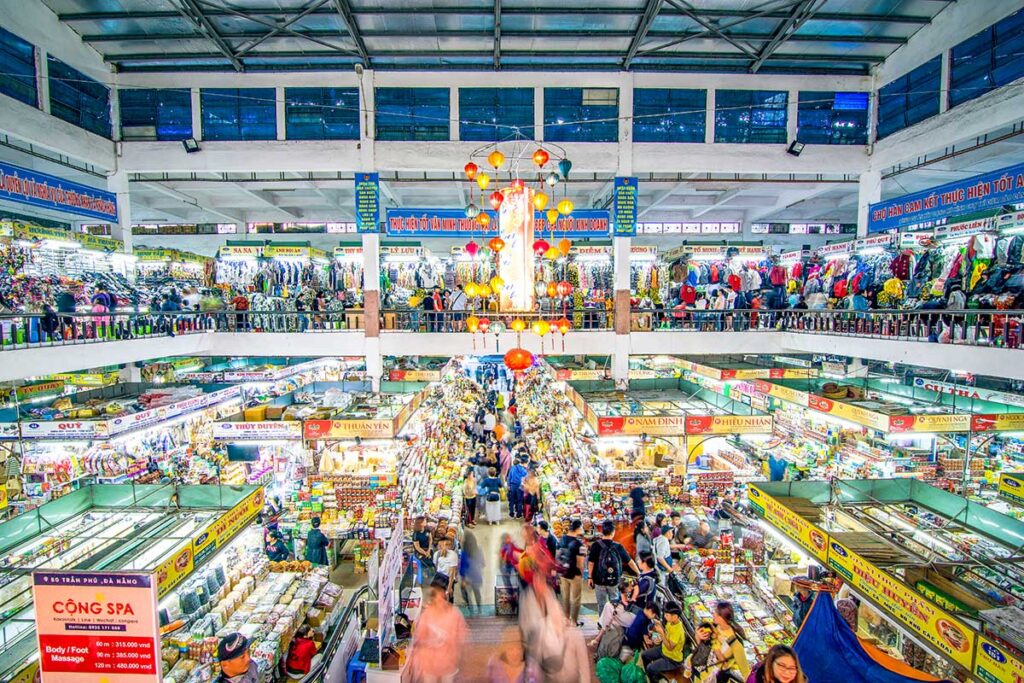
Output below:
[383,259,444,309]
[630,259,669,306]
[160,534,343,683]
[329,254,362,294]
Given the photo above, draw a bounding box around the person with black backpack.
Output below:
[557,519,586,625]
[588,520,640,618]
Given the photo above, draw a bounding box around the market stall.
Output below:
[750,479,1024,683]
[134,247,213,287]
[0,484,264,683]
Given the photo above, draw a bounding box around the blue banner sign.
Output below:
[0,161,117,221]
[869,161,1024,233]
[385,208,610,238]
[613,176,638,236]
[354,172,380,233]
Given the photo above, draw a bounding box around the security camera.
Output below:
[354,64,364,76]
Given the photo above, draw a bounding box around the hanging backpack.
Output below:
[594,540,622,585]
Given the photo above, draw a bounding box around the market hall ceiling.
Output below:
[48,0,953,74]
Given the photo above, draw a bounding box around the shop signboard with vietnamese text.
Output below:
[212,421,302,440]
[596,415,687,436]
[32,571,161,683]
[806,394,891,431]
[355,172,380,233]
[685,415,773,435]
[998,472,1024,506]
[0,161,118,221]
[868,161,1024,232]
[747,485,829,562]
[912,377,1024,409]
[13,380,65,402]
[826,538,975,669]
[219,245,262,258]
[554,369,608,381]
[975,634,1024,683]
[887,413,971,433]
[192,488,264,566]
[386,208,611,238]
[752,380,809,408]
[972,413,1024,432]
[21,420,108,440]
[388,369,441,382]
[303,419,395,440]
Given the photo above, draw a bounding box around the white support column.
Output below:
[618,75,634,176]
[612,234,631,388]
[359,70,375,170]
[939,50,951,114]
[450,87,460,141]
[705,89,716,144]
[275,86,286,141]
[109,168,133,253]
[534,86,544,142]
[110,87,122,142]
[612,333,630,389]
[365,337,382,392]
[787,89,799,144]
[363,232,380,294]
[856,170,882,237]
[362,232,382,383]
[191,88,202,141]
[36,49,50,113]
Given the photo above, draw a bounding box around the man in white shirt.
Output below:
[449,284,468,331]
[483,411,497,437]
[432,537,460,599]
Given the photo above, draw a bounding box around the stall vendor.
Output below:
[217,633,259,683]
[304,517,330,566]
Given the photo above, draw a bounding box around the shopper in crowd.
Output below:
[631,553,660,607]
[557,519,586,626]
[641,601,686,679]
[652,525,676,576]
[536,520,558,559]
[633,516,653,559]
[487,627,528,683]
[459,531,484,613]
[746,645,806,683]
[408,576,467,683]
[266,532,290,562]
[588,520,640,617]
[303,517,330,566]
[216,633,259,683]
[412,516,434,576]
[685,622,716,683]
[284,625,320,678]
[628,486,649,518]
[498,532,522,579]
[506,456,528,518]
[836,597,859,633]
[519,576,589,683]
[522,467,541,522]
[684,520,718,549]
[433,536,460,600]
[790,583,814,629]
[622,600,657,653]
[711,601,751,681]
[422,286,438,332]
[462,467,478,527]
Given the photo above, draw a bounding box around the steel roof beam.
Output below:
[331,0,370,66]
[749,0,826,73]
[80,29,909,45]
[639,0,803,57]
[624,0,664,70]
[663,0,762,59]
[171,0,243,72]
[58,8,934,23]
[235,0,332,58]
[494,0,501,69]
[103,49,883,63]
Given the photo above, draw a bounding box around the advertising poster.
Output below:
[354,172,380,233]
[827,539,975,668]
[613,176,638,236]
[32,571,160,683]
[747,485,829,562]
[974,634,1024,683]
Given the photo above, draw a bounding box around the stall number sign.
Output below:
[32,571,161,683]
[999,473,1024,506]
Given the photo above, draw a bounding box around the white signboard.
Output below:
[213,421,303,440]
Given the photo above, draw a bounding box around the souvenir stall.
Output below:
[215,244,330,294]
[751,479,1024,683]
[16,384,241,507]
[330,244,364,296]
[660,244,770,306]
[380,245,444,310]
[134,247,214,287]
[0,484,263,683]
[8,221,136,280]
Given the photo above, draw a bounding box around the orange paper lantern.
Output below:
[556,281,572,297]
[532,148,550,167]
[555,317,571,335]
[488,237,505,253]
[464,162,478,180]
[476,212,491,227]
[504,347,533,371]
[466,315,480,332]
[487,150,505,169]
[557,238,572,256]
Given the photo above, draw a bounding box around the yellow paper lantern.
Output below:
[532,320,551,336]
[476,212,491,227]
[557,238,572,256]
[466,315,480,333]
[476,173,491,190]
[546,281,558,297]
[489,276,504,291]
[557,198,574,215]
[511,319,526,332]
[464,282,479,298]
[532,192,549,211]
[544,247,561,261]
[546,208,559,225]
[487,150,506,169]
[478,284,492,298]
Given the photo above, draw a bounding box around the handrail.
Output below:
[300,583,370,683]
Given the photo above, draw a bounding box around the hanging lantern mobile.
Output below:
[488,237,505,253]
[532,148,550,167]
[489,191,505,211]
[464,162,478,180]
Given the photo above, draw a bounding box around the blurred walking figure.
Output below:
[459,531,484,613]
[486,627,531,683]
[499,532,523,579]
[518,577,589,683]
[407,576,467,683]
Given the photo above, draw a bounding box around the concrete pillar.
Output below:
[450,88,459,141]
[705,89,716,144]
[191,88,202,141]
[939,50,951,114]
[618,75,633,175]
[612,235,631,389]
[109,168,135,281]
[275,86,286,141]
[36,49,50,113]
[110,87,121,142]
[358,69,375,170]
[856,170,882,237]
[786,89,799,144]
[365,336,382,392]
[362,232,381,338]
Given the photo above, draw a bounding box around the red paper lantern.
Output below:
[532,148,550,167]
[510,178,526,190]
[555,317,571,335]
[489,191,505,211]
[556,280,573,298]
[504,347,534,372]
[488,237,505,253]
[465,240,479,257]
[532,239,550,256]
[478,317,491,334]
[464,162,478,180]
